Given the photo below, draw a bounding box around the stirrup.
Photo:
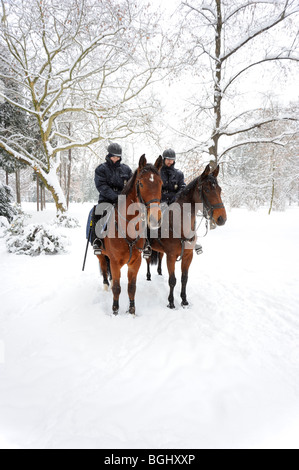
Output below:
[143,245,152,260]
[93,239,103,255]
[195,244,203,255]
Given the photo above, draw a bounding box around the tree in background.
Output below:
[0,182,16,221]
[223,102,299,212]
[0,0,175,213]
[0,62,28,202]
[180,0,299,164]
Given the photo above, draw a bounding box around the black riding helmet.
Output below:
[163,149,176,161]
[107,143,122,157]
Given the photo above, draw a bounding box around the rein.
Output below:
[168,176,224,262]
[113,175,161,264]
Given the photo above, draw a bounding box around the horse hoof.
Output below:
[167,303,175,310]
[103,283,109,292]
[158,271,162,276]
[146,277,151,282]
[128,308,136,316]
[181,301,189,309]
[113,309,119,316]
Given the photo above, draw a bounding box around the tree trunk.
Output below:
[42,186,46,210]
[209,0,223,165]
[269,151,275,215]
[37,174,40,212]
[15,168,21,205]
[66,148,72,209]
[5,171,9,186]
[40,183,43,211]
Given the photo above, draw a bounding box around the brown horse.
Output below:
[147,164,227,309]
[97,155,163,316]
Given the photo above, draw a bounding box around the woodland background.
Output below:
[0,0,298,215]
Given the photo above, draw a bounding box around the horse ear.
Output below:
[212,165,220,178]
[154,155,163,172]
[201,164,211,180]
[139,154,147,170]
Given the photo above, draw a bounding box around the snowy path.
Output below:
[0,205,299,449]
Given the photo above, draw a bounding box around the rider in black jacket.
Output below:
[160,149,203,256]
[95,144,132,205]
[92,143,132,254]
[161,149,186,205]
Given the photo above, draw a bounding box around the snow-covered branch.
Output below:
[223,54,299,93]
[224,1,281,23]
[220,116,299,137]
[0,138,47,171]
[219,132,297,160]
[221,2,299,62]
[182,2,216,25]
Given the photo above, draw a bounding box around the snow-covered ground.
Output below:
[0,203,298,449]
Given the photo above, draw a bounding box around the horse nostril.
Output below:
[217,216,226,226]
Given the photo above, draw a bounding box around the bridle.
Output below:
[114,173,162,264]
[199,176,225,221]
[136,179,161,209]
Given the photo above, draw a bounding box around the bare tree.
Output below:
[0,0,173,212]
[222,101,299,211]
[181,0,299,164]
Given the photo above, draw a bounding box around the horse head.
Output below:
[197,164,227,226]
[136,155,163,230]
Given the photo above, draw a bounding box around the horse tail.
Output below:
[150,250,159,266]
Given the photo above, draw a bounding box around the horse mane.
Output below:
[122,169,138,196]
[176,176,201,204]
[122,164,160,197]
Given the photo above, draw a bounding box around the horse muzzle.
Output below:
[147,205,162,230]
[216,215,226,226]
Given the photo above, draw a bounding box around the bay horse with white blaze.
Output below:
[147,164,227,309]
[97,155,163,316]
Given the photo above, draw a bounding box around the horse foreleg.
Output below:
[110,261,121,315]
[127,255,142,315]
[146,258,151,282]
[166,255,177,309]
[158,253,163,276]
[98,254,110,291]
[181,250,193,308]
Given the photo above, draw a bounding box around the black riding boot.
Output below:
[143,242,152,260]
[195,244,203,255]
[93,238,103,256]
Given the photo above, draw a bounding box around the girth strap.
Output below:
[115,219,141,265]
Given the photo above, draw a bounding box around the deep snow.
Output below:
[0,203,298,449]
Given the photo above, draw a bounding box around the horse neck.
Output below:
[125,184,138,214]
[174,186,200,238]
[115,183,139,225]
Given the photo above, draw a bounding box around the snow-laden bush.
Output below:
[0,216,9,238]
[6,224,67,256]
[8,207,31,236]
[53,213,80,229]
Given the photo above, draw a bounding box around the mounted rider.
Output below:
[161,148,202,256]
[143,149,186,259]
[92,143,133,254]
[161,149,186,205]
